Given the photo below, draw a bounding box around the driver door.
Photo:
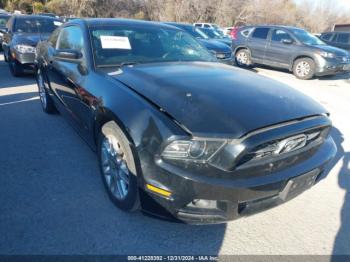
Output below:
[46,25,93,140]
[264,29,295,68]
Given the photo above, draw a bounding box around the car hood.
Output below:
[312,44,349,56]
[111,62,327,138]
[13,33,51,46]
[198,39,231,53]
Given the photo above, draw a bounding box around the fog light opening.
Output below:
[189,199,217,209]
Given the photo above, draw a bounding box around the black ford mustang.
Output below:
[35,18,336,224]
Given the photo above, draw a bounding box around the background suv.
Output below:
[232,25,350,79]
[320,31,350,51]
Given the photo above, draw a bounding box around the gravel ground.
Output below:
[0,53,349,255]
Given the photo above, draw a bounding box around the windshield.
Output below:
[90,25,216,67]
[14,17,62,33]
[292,29,325,45]
[179,25,209,39]
[198,28,223,39]
[0,15,9,28]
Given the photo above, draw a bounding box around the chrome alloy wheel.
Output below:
[37,69,47,108]
[101,135,130,200]
[37,69,47,109]
[295,61,311,77]
[236,51,249,65]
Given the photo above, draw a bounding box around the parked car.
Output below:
[223,27,234,36]
[165,22,233,64]
[193,22,222,31]
[35,18,336,224]
[37,13,60,19]
[320,31,350,51]
[0,13,10,51]
[232,25,350,79]
[197,27,232,46]
[1,15,62,76]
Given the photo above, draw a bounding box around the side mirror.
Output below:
[54,49,82,61]
[282,39,293,44]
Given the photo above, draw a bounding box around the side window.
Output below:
[241,28,253,37]
[271,29,293,42]
[57,26,84,54]
[252,27,270,40]
[321,33,332,41]
[204,24,210,28]
[337,33,350,44]
[6,17,13,31]
[48,28,60,47]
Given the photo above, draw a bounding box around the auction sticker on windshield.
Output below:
[100,35,131,49]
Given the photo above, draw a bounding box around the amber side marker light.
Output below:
[146,184,171,197]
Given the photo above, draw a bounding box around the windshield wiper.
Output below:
[97,62,139,68]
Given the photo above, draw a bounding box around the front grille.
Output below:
[336,56,350,63]
[216,52,232,59]
[237,126,330,167]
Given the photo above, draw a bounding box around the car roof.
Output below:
[247,25,302,31]
[165,22,192,28]
[12,14,59,20]
[322,31,350,34]
[72,18,178,31]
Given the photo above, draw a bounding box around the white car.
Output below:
[223,27,235,36]
[193,23,223,32]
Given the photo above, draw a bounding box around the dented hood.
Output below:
[111,62,327,138]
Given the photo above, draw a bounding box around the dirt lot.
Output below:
[0,53,349,255]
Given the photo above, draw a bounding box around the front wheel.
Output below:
[36,68,56,113]
[235,49,252,67]
[292,58,315,80]
[98,121,140,212]
[8,53,23,77]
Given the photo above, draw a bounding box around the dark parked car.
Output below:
[165,22,233,64]
[1,15,62,76]
[197,27,232,47]
[35,18,336,224]
[38,13,59,19]
[320,31,350,51]
[232,25,350,79]
[0,13,10,50]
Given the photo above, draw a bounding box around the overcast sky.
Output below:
[295,0,350,13]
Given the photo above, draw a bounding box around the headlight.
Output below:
[318,51,335,58]
[14,44,36,54]
[161,139,226,161]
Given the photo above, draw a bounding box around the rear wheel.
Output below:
[98,121,140,211]
[235,49,252,67]
[8,53,23,77]
[36,68,56,113]
[293,58,315,80]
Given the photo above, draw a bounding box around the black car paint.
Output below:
[2,15,59,67]
[35,19,336,224]
[232,25,350,76]
[0,14,10,50]
[320,31,350,51]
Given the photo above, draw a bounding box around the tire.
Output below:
[235,49,252,67]
[36,68,57,114]
[8,53,23,77]
[4,51,8,62]
[98,121,140,212]
[292,58,315,80]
